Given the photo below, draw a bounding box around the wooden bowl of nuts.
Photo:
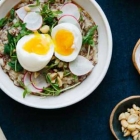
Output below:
[110,96,140,140]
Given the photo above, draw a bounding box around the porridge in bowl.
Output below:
[0,0,98,98]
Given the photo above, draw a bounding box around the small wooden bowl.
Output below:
[132,39,140,74]
[110,96,140,140]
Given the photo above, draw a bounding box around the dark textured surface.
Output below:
[1,0,140,140]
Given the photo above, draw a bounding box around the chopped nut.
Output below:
[24,6,31,12]
[53,69,58,72]
[40,25,50,34]
[121,126,125,132]
[138,133,140,140]
[124,128,127,133]
[125,112,130,119]
[121,120,128,128]
[119,113,126,120]
[130,109,136,114]
[58,62,64,68]
[55,59,60,64]
[133,134,139,140]
[124,130,131,137]
[127,114,138,124]
[127,108,131,112]
[136,124,140,130]
[127,124,136,131]
[135,111,140,115]
[57,76,63,87]
[138,121,140,125]
[57,72,64,79]
[50,73,58,81]
[131,130,139,136]
[51,79,56,83]
[34,72,40,78]
[133,104,139,111]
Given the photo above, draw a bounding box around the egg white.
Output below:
[16,34,54,72]
[51,23,82,62]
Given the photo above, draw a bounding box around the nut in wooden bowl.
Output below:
[110,96,140,140]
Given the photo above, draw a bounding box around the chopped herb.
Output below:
[79,8,84,22]
[43,74,61,96]
[19,82,31,98]
[73,75,78,81]
[48,0,55,3]
[4,22,32,72]
[64,70,71,77]
[29,0,40,7]
[82,25,98,47]
[0,17,8,28]
[39,3,62,26]
[9,9,15,22]
[8,60,23,72]
[13,22,21,27]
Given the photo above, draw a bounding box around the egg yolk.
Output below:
[23,34,51,55]
[54,29,74,56]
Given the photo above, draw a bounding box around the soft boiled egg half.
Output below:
[51,23,82,62]
[16,34,54,72]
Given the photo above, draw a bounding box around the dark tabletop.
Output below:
[1,0,140,140]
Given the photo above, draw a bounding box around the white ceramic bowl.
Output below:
[0,0,112,109]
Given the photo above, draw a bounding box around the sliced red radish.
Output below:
[30,73,49,90]
[16,5,40,21]
[23,72,42,93]
[58,15,81,30]
[16,7,27,21]
[69,55,94,76]
[59,3,80,20]
[24,12,43,31]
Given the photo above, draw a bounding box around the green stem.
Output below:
[61,82,81,92]
[87,45,90,59]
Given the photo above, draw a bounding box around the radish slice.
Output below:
[58,15,81,30]
[23,72,41,92]
[69,55,94,76]
[59,3,80,20]
[16,5,40,21]
[24,12,43,31]
[16,7,27,21]
[30,73,48,90]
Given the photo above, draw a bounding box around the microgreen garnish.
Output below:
[44,74,61,96]
[19,82,31,98]
[8,60,23,72]
[39,3,62,26]
[0,17,8,28]
[64,70,71,77]
[82,25,98,47]
[48,0,55,3]
[79,8,84,22]
[0,9,15,28]
[9,9,15,22]
[29,0,40,7]
[73,75,78,81]
[4,22,32,72]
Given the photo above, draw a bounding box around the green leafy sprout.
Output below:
[82,25,98,47]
